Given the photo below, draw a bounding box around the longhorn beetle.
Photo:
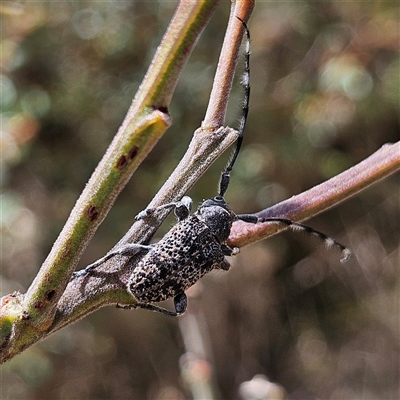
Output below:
[75,18,350,316]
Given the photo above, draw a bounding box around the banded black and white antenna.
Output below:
[219,17,351,262]
[219,17,250,198]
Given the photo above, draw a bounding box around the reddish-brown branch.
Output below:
[229,142,400,248]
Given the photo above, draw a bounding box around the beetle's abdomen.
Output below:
[128,215,225,303]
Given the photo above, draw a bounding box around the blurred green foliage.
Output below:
[1,1,398,399]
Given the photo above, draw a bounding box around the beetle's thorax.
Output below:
[195,196,237,242]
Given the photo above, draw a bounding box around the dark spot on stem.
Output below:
[116,146,139,170]
[45,290,56,301]
[33,301,45,309]
[59,238,73,262]
[128,145,139,160]
[33,290,55,310]
[86,205,99,222]
[0,333,12,352]
[116,155,128,170]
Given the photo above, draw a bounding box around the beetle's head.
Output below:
[197,196,237,242]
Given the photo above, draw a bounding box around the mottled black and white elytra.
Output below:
[124,196,239,316]
[75,18,350,316]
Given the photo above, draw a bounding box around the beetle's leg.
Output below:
[221,244,239,256]
[117,292,187,317]
[218,259,231,271]
[73,243,153,277]
[118,303,180,317]
[173,292,187,315]
[139,292,187,316]
[136,196,192,222]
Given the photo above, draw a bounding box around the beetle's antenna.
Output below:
[219,17,250,197]
[237,214,352,262]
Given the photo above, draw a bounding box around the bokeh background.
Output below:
[1,1,399,399]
